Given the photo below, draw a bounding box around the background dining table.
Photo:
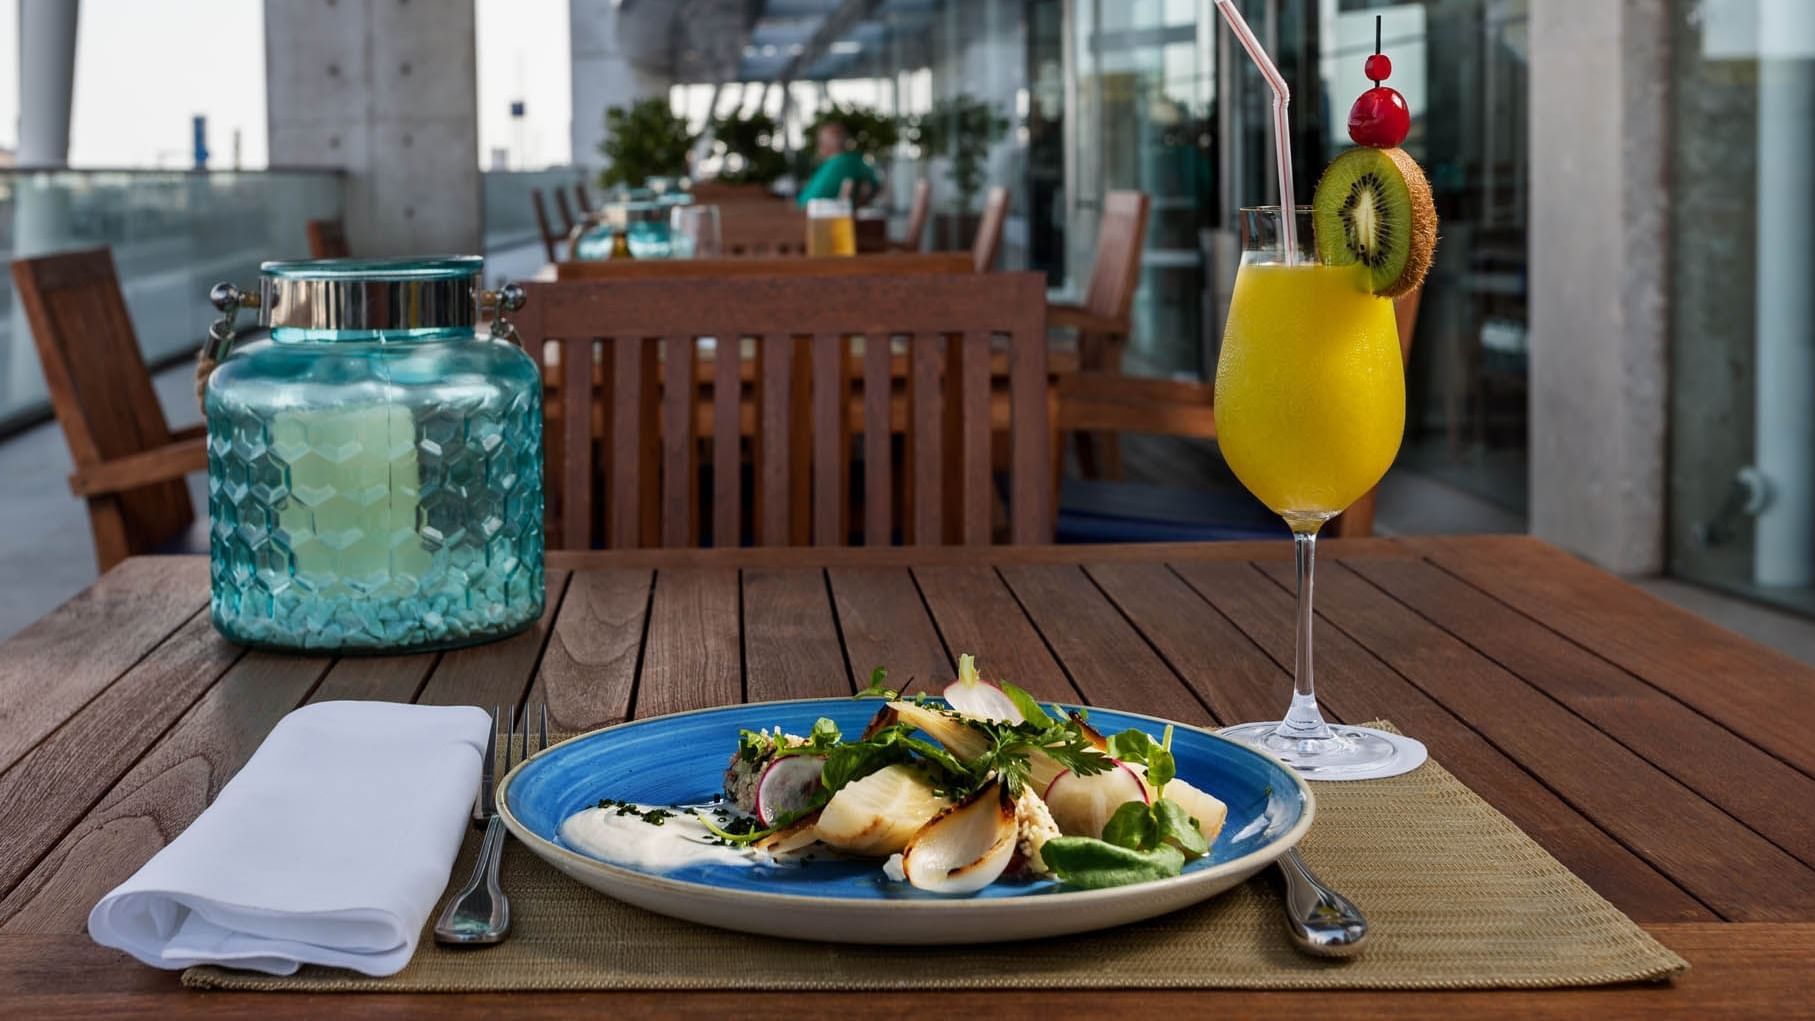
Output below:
[0,535,1809,1018]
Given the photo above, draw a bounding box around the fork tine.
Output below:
[477,705,499,819]
[514,701,529,769]
[538,702,548,754]
[506,704,518,771]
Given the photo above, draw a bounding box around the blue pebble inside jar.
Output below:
[203,256,544,653]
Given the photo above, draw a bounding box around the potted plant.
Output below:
[710,109,789,187]
[597,97,696,190]
[908,94,1008,247]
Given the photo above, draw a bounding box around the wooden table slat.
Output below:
[0,614,241,902]
[529,569,652,732]
[740,569,853,700]
[636,568,741,718]
[416,572,570,711]
[910,564,1075,700]
[997,563,1216,726]
[825,566,953,692]
[1171,559,1717,923]
[1405,536,1815,777]
[0,652,331,935]
[1277,557,1815,921]
[0,558,209,776]
[1348,555,1815,868]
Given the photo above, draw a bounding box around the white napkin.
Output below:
[88,700,490,976]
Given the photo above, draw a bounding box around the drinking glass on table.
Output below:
[806,198,856,257]
[671,204,722,259]
[1213,206,1409,777]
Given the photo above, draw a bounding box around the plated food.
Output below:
[558,656,1229,895]
[499,678,1310,942]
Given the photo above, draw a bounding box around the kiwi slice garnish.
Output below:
[1311,146,1436,297]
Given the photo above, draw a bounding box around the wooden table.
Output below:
[2,536,1809,1018]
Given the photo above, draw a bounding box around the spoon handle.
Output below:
[1278,846,1368,957]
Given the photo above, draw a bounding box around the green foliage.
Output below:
[907,94,1009,211]
[810,102,901,157]
[710,109,789,185]
[597,98,696,189]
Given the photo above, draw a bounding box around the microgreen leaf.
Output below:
[1153,798,1207,857]
[1100,799,1160,851]
[1000,682,1053,727]
[1041,838,1186,889]
[858,666,897,699]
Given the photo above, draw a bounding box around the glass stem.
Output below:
[1277,529,1334,741]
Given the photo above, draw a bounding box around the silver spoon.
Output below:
[1277,847,1368,957]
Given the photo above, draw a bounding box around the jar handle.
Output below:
[196,282,260,412]
[480,283,527,345]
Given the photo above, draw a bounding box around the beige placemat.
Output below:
[185,722,1685,992]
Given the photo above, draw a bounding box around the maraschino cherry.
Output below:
[1348,17,1409,148]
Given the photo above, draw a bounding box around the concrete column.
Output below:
[8,0,80,410]
[264,0,482,256]
[569,0,672,174]
[1528,0,1670,574]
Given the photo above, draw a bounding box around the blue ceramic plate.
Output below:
[499,698,1313,944]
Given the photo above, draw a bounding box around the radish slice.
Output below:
[901,781,1019,894]
[1042,761,1149,838]
[754,755,825,825]
[942,653,1023,723]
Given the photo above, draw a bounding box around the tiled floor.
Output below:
[5,367,1815,670]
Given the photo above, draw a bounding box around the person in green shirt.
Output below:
[796,120,882,207]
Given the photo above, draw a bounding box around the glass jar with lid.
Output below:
[203,256,544,652]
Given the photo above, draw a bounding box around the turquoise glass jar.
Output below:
[203,257,544,652]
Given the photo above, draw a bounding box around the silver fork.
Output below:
[434,702,547,945]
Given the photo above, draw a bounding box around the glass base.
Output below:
[1218,721,1411,779]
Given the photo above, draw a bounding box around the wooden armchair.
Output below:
[892,179,932,252]
[553,188,578,236]
[574,182,594,215]
[972,186,1009,273]
[305,218,350,259]
[531,188,562,263]
[13,248,208,572]
[1051,190,1151,478]
[515,272,1053,549]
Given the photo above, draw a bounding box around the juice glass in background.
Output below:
[1213,206,1409,777]
[806,198,856,257]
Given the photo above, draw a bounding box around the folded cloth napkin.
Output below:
[89,700,490,976]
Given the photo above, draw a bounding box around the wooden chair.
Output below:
[552,188,578,236]
[305,218,350,259]
[12,248,208,572]
[574,183,594,215]
[554,252,974,281]
[531,188,562,263]
[1051,190,1151,478]
[972,186,1009,273]
[515,272,1053,549]
[893,178,932,252]
[719,203,808,257]
[1053,286,1425,539]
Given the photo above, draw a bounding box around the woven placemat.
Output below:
[185,722,1685,992]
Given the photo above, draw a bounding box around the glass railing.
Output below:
[0,168,345,432]
[482,167,591,251]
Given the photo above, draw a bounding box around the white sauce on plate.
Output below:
[561,804,759,871]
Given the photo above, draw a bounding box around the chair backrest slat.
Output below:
[553,188,578,235]
[810,333,848,546]
[523,273,1051,549]
[756,336,794,546]
[908,334,943,546]
[11,248,193,567]
[958,330,992,545]
[972,187,1009,273]
[861,333,893,546]
[531,189,560,263]
[660,337,697,546]
[1083,190,1151,323]
[902,178,932,251]
[574,183,594,215]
